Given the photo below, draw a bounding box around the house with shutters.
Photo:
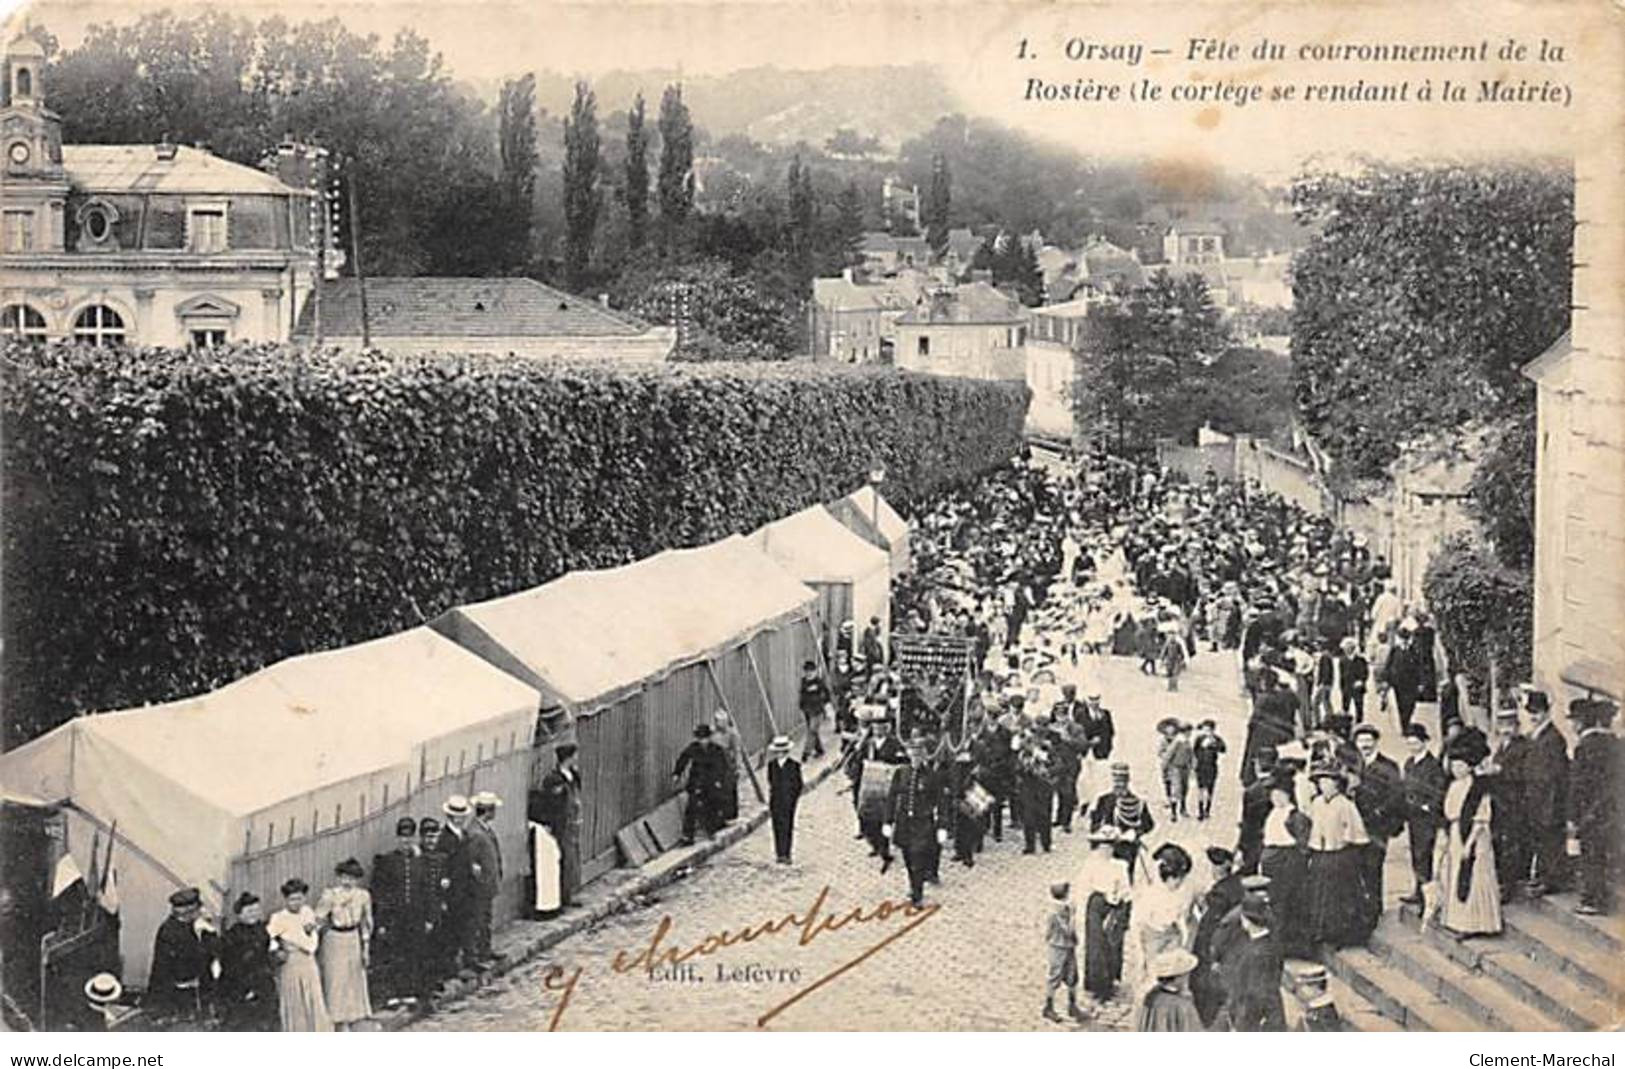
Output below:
[0,34,320,349]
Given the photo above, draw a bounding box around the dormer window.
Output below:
[75,198,120,251]
[187,203,228,253]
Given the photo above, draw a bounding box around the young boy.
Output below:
[1193,719,1227,821]
[1043,881,1086,1023]
[1157,719,1194,821]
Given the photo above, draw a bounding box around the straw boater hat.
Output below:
[768,735,793,754]
[472,790,502,809]
[442,795,471,818]
[84,973,122,1005]
[1150,949,1199,981]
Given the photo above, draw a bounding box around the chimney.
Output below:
[598,293,610,308]
[842,267,854,283]
[155,136,178,161]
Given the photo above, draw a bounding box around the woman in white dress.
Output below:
[1134,844,1200,965]
[1434,729,1502,936]
[315,858,373,1029]
[267,879,332,1032]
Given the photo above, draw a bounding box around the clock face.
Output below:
[7,142,29,166]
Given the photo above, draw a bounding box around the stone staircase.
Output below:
[1325,892,1625,1031]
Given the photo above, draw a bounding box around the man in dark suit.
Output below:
[417,816,452,986]
[674,724,726,845]
[530,744,584,909]
[1520,690,1570,895]
[1215,876,1287,1031]
[434,795,480,976]
[767,735,804,863]
[885,737,948,907]
[145,887,220,1023]
[1078,689,1116,802]
[1570,698,1622,916]
[1386,628,1423,733]
[1485,707,1533,902]
[1241,672,1297,789]
[1350,724,1403,934]
[1191,847,1246,1027]
[1398,722,1447,906]
[468,792,504,968]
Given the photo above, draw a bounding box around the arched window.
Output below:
[1,304,47,340]
[72,305,125,348]
[15,68,32,99]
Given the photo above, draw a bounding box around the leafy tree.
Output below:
[1289,161,1572,482]
[656,84,695,251]
[1424,534,1532,703]
[1466,404,1537,570]
[498,72,538,268]
[623,92,650,249]
[612,258,799,361]
[1185,346,1295,438]
[786,154,815,297]
[562,80,602,290]
[925,151,951,251]
[823,127,883,157]
[1073,270,1230,451]
[833,180,866,267]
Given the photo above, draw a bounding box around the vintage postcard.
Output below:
[0,0,1621,1040]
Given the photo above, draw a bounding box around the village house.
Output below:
[941,226,981,278]
[858,230,932,276]
[893,280,1027,383]
[293,277,675,360]
[1024,297,1091,444]
[0,36,319,348]
[1162,218,1227,266]
[808,268,927,364]
[881,174,921,232]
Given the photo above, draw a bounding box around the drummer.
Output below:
[851,707,907,869]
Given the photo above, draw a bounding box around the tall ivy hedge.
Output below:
[1,343,1028,746]
[1422,532,1533,704]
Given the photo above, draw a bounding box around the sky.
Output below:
[3,0,1614,181]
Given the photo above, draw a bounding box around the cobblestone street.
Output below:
[413,643,1273,1032]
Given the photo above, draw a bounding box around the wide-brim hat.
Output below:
[472,790,503,808]
[1151,949,1199,980]
[1156,716,1182,734]
[442,794,471,818]
[1309,763,1347,786]
[1446,728,1491,767]
[768,735,793,753]
[84,973,122,1005]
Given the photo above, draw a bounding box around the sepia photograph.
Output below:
[0,0,1620,1040]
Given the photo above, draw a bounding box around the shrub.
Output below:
[1422,532,1533,702]
[1,342,1028,745]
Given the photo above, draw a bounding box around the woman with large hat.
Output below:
[1432,727,1502,936]
[1305,763,1371,947]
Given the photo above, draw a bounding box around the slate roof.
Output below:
[61,145,302,197]
[895,281,1025,326]
[294,277,654,339]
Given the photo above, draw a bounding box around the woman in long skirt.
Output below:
[1434,729,1502,936]
[712,709,743,824]
[1075,830,1131,1001]
[1258,773,1313,958]
[1135,844,1199,965]
[1305,766,1371,947]
[316,858,373,1029]
[266,879,332,1033]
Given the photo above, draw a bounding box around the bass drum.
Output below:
[858,762,903,825]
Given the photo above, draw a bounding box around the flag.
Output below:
[98,866,120,915]
[51,854,85,899]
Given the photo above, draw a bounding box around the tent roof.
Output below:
[752,504,890,584]
[69,627,539,817]
[843,486,909,545]
[438,535,817,710]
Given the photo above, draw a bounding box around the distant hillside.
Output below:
[471,65,957,152]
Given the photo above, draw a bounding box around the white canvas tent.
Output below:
[429,535,822,870]
[826,485,911,576]
[750,504,892,663]
[0,627,540,985]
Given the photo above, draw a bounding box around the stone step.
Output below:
[1475,943,1622,1032]
[1368,923,1563,1032]
[1502,903,1624,1000]
[1323,946,1485,1031]
[1526,891,1625,956]
[1323,969,1404,1032]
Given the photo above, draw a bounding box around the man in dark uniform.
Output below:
[1191,848,1246,1027]
[1089,763,1155,880]
[372,817,435,1002]
[674,724,726,845]
[971,714,1015,842]
[145,887,220,1023]
[531,744,584,910]
[1398,722,1447,906]
[1570,698,1622,916]
[1048,710,1084,834]
[766,735,804,863]
[885,738,949,907]
[1236,744,1282,875]
[1350,724,1403,934]
[798,660,831,760]
[434,796,480,978]
[1520,690,1570,896]
[852,715,906,865]
[1215,876,1287,1032]
[948,750,985,866]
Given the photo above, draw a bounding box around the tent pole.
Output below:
[705,660,766,804]
[745,643,784,755]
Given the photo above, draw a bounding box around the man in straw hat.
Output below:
[767,735,803,864]
[71,973,125,1032]
[468,791,504,969]
[434,794,479,977]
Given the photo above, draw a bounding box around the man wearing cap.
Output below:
[885,737,949,907]
[1214,876,1287,1032]
[767,736,803,864]
[1399,722,1447,906]
[434,796,479,976]
[467,792,504,968]
[1349,724,1403,934]
[417,816,451,984]
[531,744,584,911]
[1190,847,1245,1027]
[1520,689,1569,896]
[1088,763,1154,878]
[145,887,221,1023]
[1569,698,1621,916]
[798,660,832,760]
[674,724,726,846]
[372,817,435,1001]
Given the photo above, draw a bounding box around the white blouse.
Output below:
[1307,793,1370,851]
[1263,805,1301,847]
[1074,851,1131,906]
[267,906,320,955]
[1443,776,1493,825]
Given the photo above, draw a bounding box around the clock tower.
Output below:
[2,33,68,252]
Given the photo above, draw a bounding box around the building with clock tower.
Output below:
[0,34,320,348]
